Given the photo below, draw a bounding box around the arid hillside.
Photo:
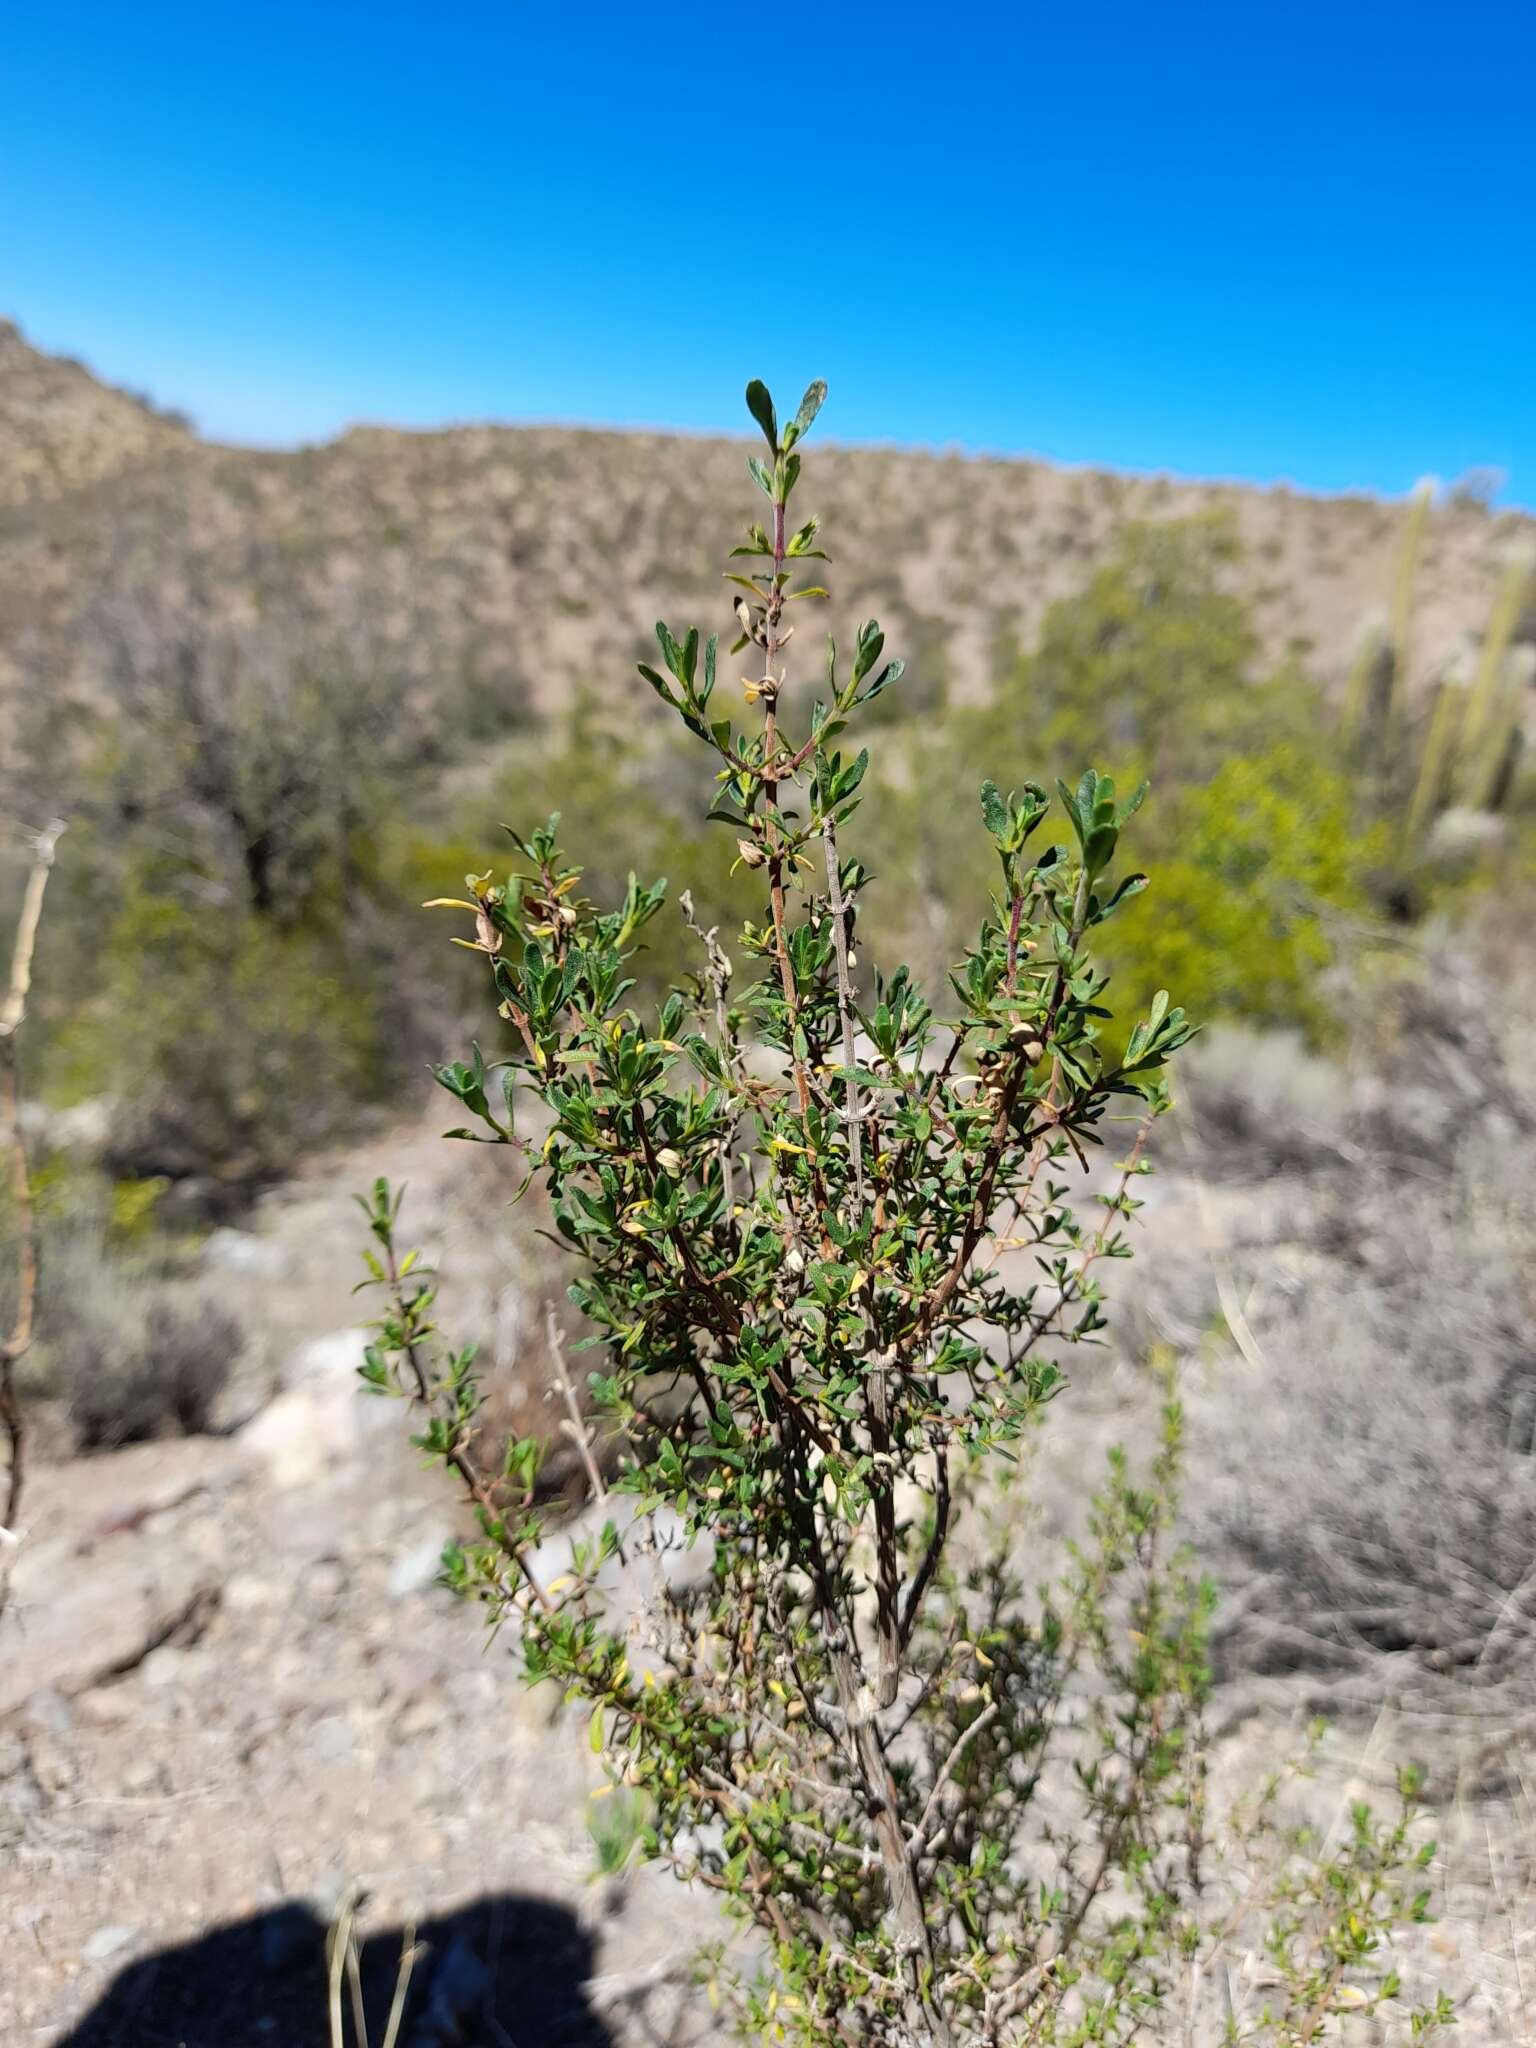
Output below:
[2,318,1531,773]
[5,322,1536,2046]
[0,320,192,509]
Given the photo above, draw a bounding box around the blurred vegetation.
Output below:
[850,519,1389,1039]
[0,1143,238,1450]
[15,513,1534,1213]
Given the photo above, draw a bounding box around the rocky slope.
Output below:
[4,1099,1533,2046]
[2,319,1532,775]
[0,320,191,509]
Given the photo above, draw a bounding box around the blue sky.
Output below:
[4,1,1533,500]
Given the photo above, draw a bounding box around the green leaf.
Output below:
[980,780,1009,838]
[1117,779,1150,827]
[856,658,902,706]
[1093,872,1148,923]
[636,662,676,706]
[745,379,778,452]
[785,378,827,450]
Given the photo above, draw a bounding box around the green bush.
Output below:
[359,381,1445,2046]
[385,709,763,1012]
[851,527,1372,1043]
[1102,741,1380,1038]
[26,623,441,1187]
[53,869,392,1187]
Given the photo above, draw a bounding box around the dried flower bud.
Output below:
[736,837,767,868]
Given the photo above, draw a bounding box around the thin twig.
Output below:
[327,1884,363,2048]
[546,1300,606,1505]
[382,1232,552,1614]
[910,1701,1000,1856]
[680,888,737,1213]
[822,818,865,1207]
[1,818,66,1612]
[345,1926,369,2048]
[379,1925,422,2048]
[899,1443,952,1652]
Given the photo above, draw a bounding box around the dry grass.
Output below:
[1137,919,1536,1717]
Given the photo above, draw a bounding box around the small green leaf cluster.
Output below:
[358,382,1445,2047]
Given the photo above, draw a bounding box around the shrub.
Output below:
[1102,742,1380,1038]
[27,615,438,1186]
[1179,931,1536,1710]
[359,380,1445,2045]
[2,1154,243,1451]
[63,1292,241,1450]
[849,526,1375,1041]
[50,872,393,1189]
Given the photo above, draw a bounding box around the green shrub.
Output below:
[1101,742,1380,1038]
[359,380,1445,2046]
[391,711,763,1008]
[53,870,392,1187]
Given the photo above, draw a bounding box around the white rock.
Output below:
[238,1390,345,1491]
[388,1530,452,1600]
[530,1499,712,1627]
[287,1328,369,1388]
[202,1227,290,1278]
[84,1925,139,1963]
[23,1096,111,1154]
[140,1643,209,1691]
[223,1570,280,1613]
[75,1686,134,1728]
[238,1344,391,1489]
[308,1714,355,1764]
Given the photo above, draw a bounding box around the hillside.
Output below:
[0,320,192,510]
[1,319,1531,778]
[5,325,1536,2045]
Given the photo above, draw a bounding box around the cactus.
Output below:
[1458,550,1533,800]
[1342,619,1390,740]
[1472,644,1534,813]
[1385,479,1434,722]
[1345,481,1433,744]
[1405,672,1466,844]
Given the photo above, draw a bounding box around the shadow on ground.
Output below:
[54,1892,615,2047]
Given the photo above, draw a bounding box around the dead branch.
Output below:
[1,818,66,1609]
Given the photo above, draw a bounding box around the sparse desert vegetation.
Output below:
[3,331,1536,2045]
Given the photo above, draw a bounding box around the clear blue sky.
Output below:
[4,1,1533,501]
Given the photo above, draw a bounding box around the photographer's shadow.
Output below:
[55,1891,616,2047]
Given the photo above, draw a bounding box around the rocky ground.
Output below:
[0,1375,727,2048]
[4,1100,1536,2045]
[1,1121,723,2047]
